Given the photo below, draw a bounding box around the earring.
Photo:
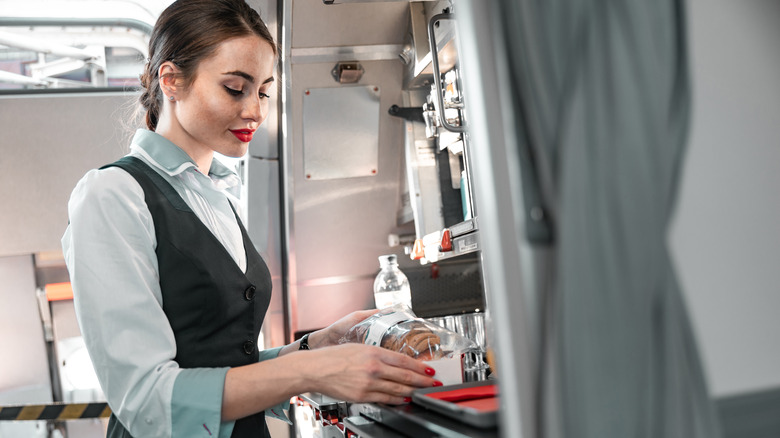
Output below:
[168,96,175,101]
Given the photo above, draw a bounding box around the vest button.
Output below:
[244,285,256,301]
[243,340,254,355]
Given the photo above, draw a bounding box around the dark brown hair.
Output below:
[139,0,277,131]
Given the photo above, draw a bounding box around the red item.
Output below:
[423,384,499,413]
[426,384,497,402]
[439,228,453,251]
[411,239,425,260]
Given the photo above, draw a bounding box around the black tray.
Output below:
[412,380,498,428]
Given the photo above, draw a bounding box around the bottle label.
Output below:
[364,310,413,347]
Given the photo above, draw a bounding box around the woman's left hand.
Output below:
[314,309,378,348]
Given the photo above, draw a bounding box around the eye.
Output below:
[224,86,243,96]
[259,92,270,99]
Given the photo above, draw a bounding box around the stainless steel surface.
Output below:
[448,217,476,237]
[295,394,349,438]
[356,402,498,438]
[430,229,480,262]
[404,126,445,239]
[297,273,375,288]
[298,393,347,412]
[455,1,537,436]
[403,1,458,89]
[292,1,408,49]
[427,13,465,133]
[323,0,437,4]
[427,312,486,348]
[287,1,413,333]
[302,85,381,180]
[245,0,287,350]
[291,44,405,64]
[247,0,279,160]
[427,312,489,381]
[246,157,286,349]
[331,61,365,84]
[281,0,297,343]
[344,415,400,438]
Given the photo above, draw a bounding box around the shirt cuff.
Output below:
[258,347,292,425]
[171,367,234,438]
[257,346,283,362]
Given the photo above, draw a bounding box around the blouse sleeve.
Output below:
[62,167,232,437]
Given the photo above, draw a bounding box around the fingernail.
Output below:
[403,397,412,403]
[425,367,436,376]
[433,381,443,387]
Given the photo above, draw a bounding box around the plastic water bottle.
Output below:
[373,254,412,309]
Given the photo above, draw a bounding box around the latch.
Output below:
[331,61,364,84]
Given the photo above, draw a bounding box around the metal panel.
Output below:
[292,1,408,48]
[288,59,408,334]
[0,92,138,257]
[302,85,381,180]
[0,255,53,405]
[281,0,297,343]
[246,157,285,349]
[291,44,404,64]
[246,0,279,160]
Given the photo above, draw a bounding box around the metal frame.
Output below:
[454,1,537,437]
[0,17,153,89]
[279,0,297,343]
[427,13,466,133]
[290,44,404,64]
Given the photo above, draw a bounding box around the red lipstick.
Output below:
[230,129,255,142]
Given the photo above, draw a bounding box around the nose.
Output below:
[242,94,267,124]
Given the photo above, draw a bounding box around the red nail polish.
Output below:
[403,397,412,403]
[425,367,436,376]
[433,381,443,387]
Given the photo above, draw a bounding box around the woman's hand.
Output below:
[312,309,379,348]
[304,343,438,405]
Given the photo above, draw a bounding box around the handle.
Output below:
[427,12,466,133]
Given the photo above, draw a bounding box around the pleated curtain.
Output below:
[494,1,723,437]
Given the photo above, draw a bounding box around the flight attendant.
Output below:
[62,1,438,437]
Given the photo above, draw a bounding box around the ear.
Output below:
[158,61,182,100]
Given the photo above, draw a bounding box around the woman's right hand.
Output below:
[304,343,439,405]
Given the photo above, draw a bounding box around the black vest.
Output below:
[102,156,272,438]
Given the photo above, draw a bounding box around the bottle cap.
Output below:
[378,254,397,266]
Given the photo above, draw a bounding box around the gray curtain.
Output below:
[496,1,723,437]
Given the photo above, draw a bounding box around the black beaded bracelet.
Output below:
[299,332,311,350]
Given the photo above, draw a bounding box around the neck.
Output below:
[155,115,213,175]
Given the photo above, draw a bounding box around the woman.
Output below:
[61,1,438,437]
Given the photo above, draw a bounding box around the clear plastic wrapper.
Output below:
[339,304,479,361]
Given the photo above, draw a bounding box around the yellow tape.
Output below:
[59,404,87,420]
[1,402,111,421]
[17,405,45,421]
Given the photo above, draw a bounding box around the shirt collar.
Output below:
[129,129,242,197]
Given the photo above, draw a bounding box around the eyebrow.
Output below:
[223,70,274,84]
